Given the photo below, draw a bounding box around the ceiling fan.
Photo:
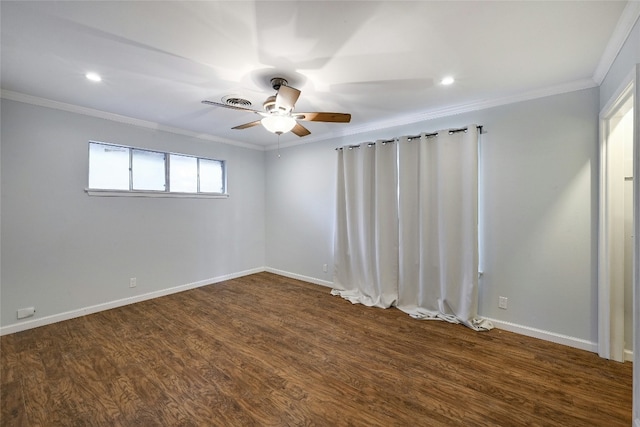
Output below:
[201,77,351,137]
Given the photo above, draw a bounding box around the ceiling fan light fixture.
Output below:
[261,115,296,134]
[202,76,350,138]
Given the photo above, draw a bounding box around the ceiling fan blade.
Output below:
[291,122,311,137]
[295,112,351,123]
[201,99,260,113]
[232,120,262,130]
[275,85,301,112]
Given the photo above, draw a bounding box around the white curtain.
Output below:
[332,141,398,308]
[333,126,492,331]
[396,129,491,331]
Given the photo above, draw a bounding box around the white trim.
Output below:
[625,349,634,363]
[264,267,334,288]
[598,109,613,360]
[85,189,230,198]
[593,1,640,84]
[600,68,637,118]
[483,317,598,354]
[632,64,640,425]
[1,264,619,361]
[598,74,636,362]
[1,3,637,154]
[0,267,265,336]
[1,80,598,155]
[0,90,265,151]
[267,78,598,150]
[264,270,601,355]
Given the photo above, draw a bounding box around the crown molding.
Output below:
[266,78,598,151]
[593,0,640,85]
[1,76,598,154]
[0,90,266,151]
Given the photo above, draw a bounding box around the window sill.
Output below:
[85,189,229,199]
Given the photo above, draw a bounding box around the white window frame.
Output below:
[85,141,229,198]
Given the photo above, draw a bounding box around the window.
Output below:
[199,158,225,193]
[87,141,227,197]
[132,149,166,191]
[88,143,130,190]
[169,154,198,193]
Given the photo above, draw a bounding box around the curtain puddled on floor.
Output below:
[332,126,492,331]
[332,140,398,308]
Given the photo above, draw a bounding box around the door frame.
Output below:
[633,65,640,427]
[597,64,638,423]
[598,72,635,362]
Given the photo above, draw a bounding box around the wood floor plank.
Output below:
[0,380,26,426]
[20,374,61,427]
[1,272,632,426]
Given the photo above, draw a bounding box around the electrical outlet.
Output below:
[498,296,508,310]
[130,278,137,288]
[323,264,328,273]
[17,307,35,319]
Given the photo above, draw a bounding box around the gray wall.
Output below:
[266,87,600,343]
[1,99,266,328]
[265,141,337,283]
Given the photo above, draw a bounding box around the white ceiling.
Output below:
[0,1,632,149]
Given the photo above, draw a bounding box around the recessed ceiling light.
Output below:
[85,72,102,82]
[441,76,455,86]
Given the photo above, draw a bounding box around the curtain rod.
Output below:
[336,125,484,150]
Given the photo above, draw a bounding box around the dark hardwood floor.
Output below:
[1,272,633,426]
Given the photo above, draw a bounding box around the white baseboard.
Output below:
[260,271,611,358]
[0,267,265,336]
[264,267,334,288]
[4,268,629,364]
[625,349,634,362]
[262,271,617,357]
[483,317,598,354]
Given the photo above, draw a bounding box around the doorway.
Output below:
[598,77,635,363]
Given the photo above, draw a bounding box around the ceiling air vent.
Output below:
[222,95,252,108]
